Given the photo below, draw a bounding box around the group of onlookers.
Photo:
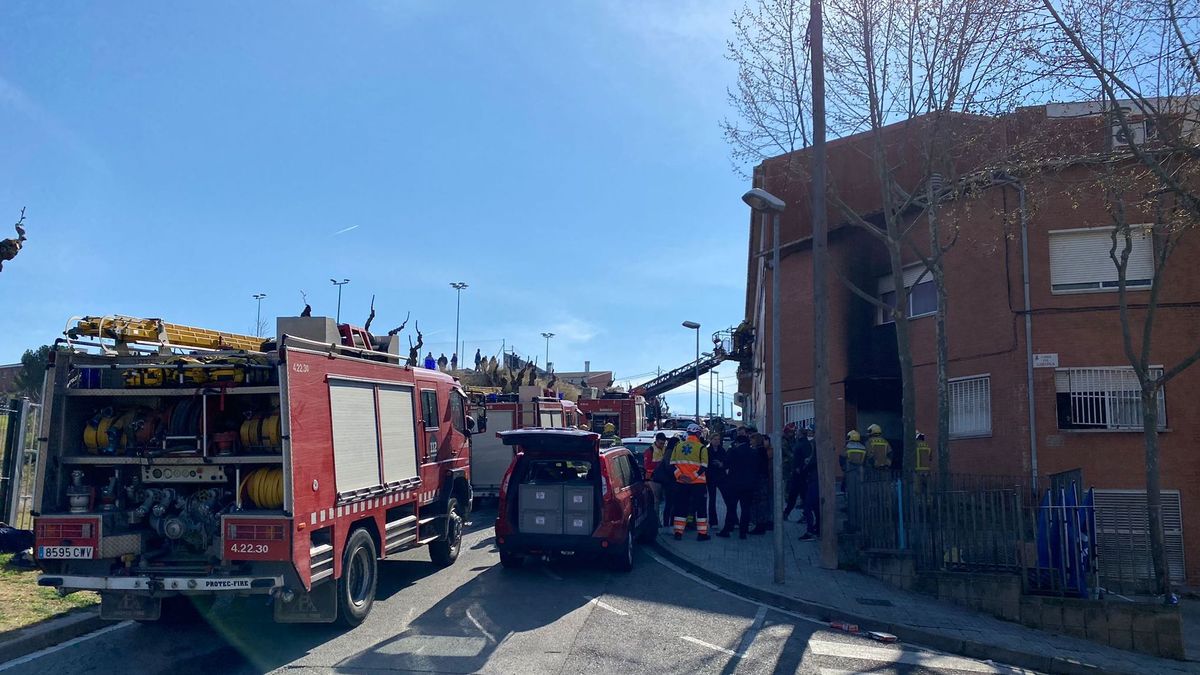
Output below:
[642,422,820,542]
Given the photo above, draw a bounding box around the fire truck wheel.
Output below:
[429,496,463,568]
[337,528,378,627]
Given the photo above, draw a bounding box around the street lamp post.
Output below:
[702,352,714,419]
[450,282,468,367]
[252,293,267,337]
[742,187,786,585]
[718,374,725,421]
[709,366,715,418]
[330,278,350,324]
[682,321,701,423]
[541,332,555,372]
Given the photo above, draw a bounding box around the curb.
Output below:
[0,609,107,665]
[650,539,1117,675]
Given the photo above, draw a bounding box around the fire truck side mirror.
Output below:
[472,415,486,433]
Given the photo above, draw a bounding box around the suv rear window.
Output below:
[525,459,593,483]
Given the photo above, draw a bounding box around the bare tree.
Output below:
[821,0,1036,476]
[0,207,28,272]
[722,0,814,183]
[1038,0,1200,597]
[726,0,1034,479]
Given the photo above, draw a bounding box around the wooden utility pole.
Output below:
[811,0,837,570]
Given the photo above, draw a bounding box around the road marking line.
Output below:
[681,636,747,658]
[465,608,496,644]
[644,548,825,627]
[731,605,767,658]
[808,639,1012,673]
[0,620,135,671]
[645,548,1031,674]
[585,596,629,616]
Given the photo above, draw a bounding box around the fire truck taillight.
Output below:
[37,520,94,540]
[227,524,286,541]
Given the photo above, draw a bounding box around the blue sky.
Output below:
[0,1,746,416]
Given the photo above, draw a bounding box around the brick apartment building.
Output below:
[738,103,1200,588]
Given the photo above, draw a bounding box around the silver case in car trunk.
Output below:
[519,484,564,534]
[520,509,563,534]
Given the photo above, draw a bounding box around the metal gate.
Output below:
[1,399,41,529]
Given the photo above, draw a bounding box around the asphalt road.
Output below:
[0,507,1036,675]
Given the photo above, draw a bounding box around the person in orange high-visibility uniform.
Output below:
[670,424,710,541]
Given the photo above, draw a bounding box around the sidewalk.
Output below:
[653,509,1200,675]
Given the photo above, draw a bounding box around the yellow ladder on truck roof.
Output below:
[69,315,265,352]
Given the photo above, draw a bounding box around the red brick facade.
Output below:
[740,107,1200,586]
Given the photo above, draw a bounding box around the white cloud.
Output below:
[546,315,598,343]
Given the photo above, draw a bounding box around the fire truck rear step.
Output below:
[310,543,335,584]
[385,515,419,554]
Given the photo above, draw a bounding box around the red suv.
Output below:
[494,429,656,572]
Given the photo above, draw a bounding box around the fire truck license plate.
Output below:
[39,545,93,559]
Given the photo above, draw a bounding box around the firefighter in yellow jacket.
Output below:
[866,423,893,480]
[670,424,710,541]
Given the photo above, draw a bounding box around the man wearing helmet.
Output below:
[866,423,893,480]
[841,429,868,533]
[600,422,620,448]
[669,423,710,541]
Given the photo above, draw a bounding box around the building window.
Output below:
[1055,367,1165,431]
[1049,226,1154,293]
[783,399,814,430]
[877,265,936,324]
[948,375,991,438]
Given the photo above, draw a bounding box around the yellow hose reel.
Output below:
[239,411,281,452]
[240,467,284,509]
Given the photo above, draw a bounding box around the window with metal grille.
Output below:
[1093,489,1185,587]
[783,399,814,430]
[1055,367,1165,430]
[1049,226,1153,293]
[949,375,991,438]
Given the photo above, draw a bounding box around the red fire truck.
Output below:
[577,392,646,438]
[32,315,472,625]
[467,388,582,499]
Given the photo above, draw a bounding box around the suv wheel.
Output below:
[608,522,634,573]
[637,511,657,544]
[429,497,464,567]
[499,549,524,569]
[337,528,378,627]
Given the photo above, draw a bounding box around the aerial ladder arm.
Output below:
[67,315,266,353]
[632,322,755,400]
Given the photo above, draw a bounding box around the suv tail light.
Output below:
[496,452,520,535]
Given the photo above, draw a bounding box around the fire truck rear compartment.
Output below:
[37,354,288,578]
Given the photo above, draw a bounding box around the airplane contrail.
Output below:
[334,225,359,235]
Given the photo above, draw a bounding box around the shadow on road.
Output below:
[158,510,505,674]
[334,561,595,673]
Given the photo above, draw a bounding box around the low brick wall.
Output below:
[1019,595,1185,660]
[860,550,1185,660]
